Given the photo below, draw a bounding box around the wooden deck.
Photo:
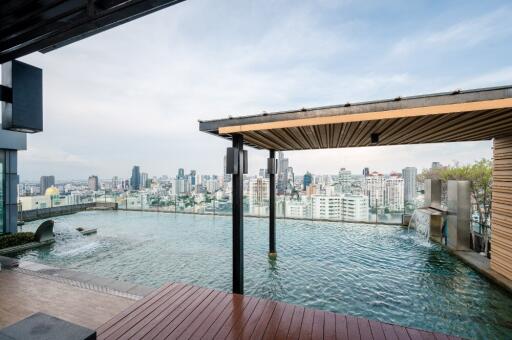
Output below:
[98,282,462,340]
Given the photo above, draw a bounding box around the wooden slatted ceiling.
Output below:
[491,136,512,281]
[236,107,512,150]
[97,282,463,340]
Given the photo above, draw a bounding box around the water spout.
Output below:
[408,209,431,241]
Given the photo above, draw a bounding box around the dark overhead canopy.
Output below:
[0,0,185,64]
[199,85,512,150]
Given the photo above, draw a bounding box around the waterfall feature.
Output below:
[408,209,432,241]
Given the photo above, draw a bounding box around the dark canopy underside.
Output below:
[0,0,184,64]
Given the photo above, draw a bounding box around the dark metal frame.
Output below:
[268,150,276,256]
[0,0,185,63]
[231,134,244,294]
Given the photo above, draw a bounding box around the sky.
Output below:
[14,0,512,181]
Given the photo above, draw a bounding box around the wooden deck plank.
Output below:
[213,296,258,340]
[323,311,336,340]
[357,317,373,340]
[335,314,349,340]
[228,298,268,339]
[165,289,221,338]
[392,324,412,340]
[298,308,315,340]
[96,282,174,334]
[287,306,305,340]
[199,294,252,340]
[419,330,437,340]
[96,282,460,340]
[138,286,208,339]
[369,319,386,340]
[381,323,399,340]
[251,300,278,339]
[346,315,361,340]
[99,283,186,340]
[102,284,196,340]
[188,293,239,339]
[176,291,229,339]
[434,333,450,340]
[311,310,325,340]
[262,301,287,340]
[274,303,296,339]
[406,327,424,340]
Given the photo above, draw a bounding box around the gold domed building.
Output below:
[44,186,60,196]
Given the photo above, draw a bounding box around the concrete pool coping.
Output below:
[0,256,153,299]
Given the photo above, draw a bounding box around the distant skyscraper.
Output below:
[112,176,120,190]
[402,167,417,203]
[431,162,442,170]
[88,175,99,191]
[363,167,370,176]
[40,175,55,194]
[303,171,313,190]
[277,152,290,194]
[258,168,268,178]
[130,166,141,190]
[177,168,185,179]
[190,170,196,186]
[141,172,148,188]
[223,155,231,187]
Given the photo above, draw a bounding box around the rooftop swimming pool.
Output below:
[17,211,512,339]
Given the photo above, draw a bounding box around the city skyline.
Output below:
[13,0,506,180]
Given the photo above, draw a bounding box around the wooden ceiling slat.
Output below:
[271,128,302,150]
[286,128,310,149]
[245,131,285,150]
[386,115,456,145]
[400,109,511,145]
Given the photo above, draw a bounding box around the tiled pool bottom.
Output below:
[18,211,512,339]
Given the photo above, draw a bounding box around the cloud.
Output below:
[390,6,512,57]
[15,0,507,180]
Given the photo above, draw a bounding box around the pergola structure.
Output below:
[199,85,512,294]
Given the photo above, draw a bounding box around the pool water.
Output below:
[18,211,512,339]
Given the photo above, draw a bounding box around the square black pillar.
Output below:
[268,150,277,257]
[231,134,244,294]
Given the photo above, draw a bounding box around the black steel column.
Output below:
[269,150,277,258]
[232,134,244,294]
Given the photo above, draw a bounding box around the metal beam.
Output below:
[268,150,276,258]
[198,85,512,134]
[232,134,244,294]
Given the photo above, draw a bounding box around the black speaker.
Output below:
[2,60,43,133]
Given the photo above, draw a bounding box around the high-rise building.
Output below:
[112,176,120,190]
[130,166,141,190]
[276,152,289,194]
[258,168,268,178]
[385,174,404,211]
[141,172,148,188]
[88,175,99,191]
[40,175,55,195]
[338,168,352,193]
[303,171,313,190]
[248,177,269,206]
[177,168,185,179]
[402,167,417,203]
[189,170,196,186]
[365,172,385,208]
[363,167,370,176]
